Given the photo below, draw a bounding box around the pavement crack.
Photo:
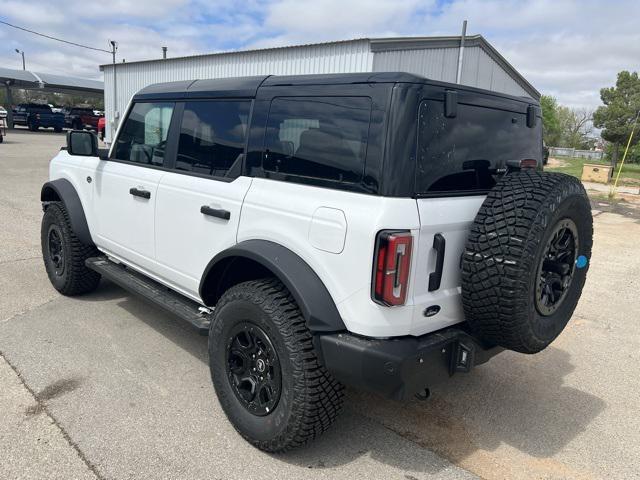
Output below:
[1,298,56,324]
[0,351,105,480]
[0,255,41,266]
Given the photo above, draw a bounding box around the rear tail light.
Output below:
[372,230,413,306]
[520,158,538,169]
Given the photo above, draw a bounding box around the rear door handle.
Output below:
[200,205,231,220]
[129,187,151,199]
[428,233,446,292]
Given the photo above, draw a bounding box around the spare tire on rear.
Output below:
[461,171,593,354]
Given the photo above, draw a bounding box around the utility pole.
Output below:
[109,40,118,143]
[15,49,25,70]
[455,20,467,84]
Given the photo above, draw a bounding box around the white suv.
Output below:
[41,73,592,451]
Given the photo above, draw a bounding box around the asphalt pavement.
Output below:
[1,128,638,480]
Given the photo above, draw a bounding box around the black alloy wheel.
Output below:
[535,219,578,316]
[47,225,65,277]
[226,322,282,416]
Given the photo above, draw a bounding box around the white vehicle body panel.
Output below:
[237,177,480,337]
[153,173,253,297]
[411,196,486,335]
[91,159,164,273]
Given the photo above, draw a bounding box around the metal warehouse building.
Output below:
[100,35,539,142]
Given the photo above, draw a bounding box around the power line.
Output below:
[0,20,112,53]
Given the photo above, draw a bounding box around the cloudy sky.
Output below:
[0,0,638,109]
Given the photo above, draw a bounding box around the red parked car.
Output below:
[98,117,106,141]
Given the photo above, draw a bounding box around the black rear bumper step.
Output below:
[318,328,502,400]
[86,256,210,335]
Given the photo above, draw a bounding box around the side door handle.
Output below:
[129,187,151,199]
[428,233,446,292]
[200,205,231,220]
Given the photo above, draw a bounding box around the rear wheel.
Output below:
[208,278,344,452]
[461,171,593,353]
[41,202,101,295]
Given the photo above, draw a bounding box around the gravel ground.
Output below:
[0,128,638,480]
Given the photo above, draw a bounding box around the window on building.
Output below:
[263,97,372,184]
[114,102,174,166]
[175,100,251,178]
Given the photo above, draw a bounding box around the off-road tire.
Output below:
[461,171,593,354]
[208,278,344,452]
[41,202,101,295]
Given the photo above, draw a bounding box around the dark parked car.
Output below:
[62,107,102,131]
[12,104,65,132]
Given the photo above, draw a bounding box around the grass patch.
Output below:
[546,156,640,185]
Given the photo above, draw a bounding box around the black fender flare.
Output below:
[199,240,346,333]
[41,178,94,246]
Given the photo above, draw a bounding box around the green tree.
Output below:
[593,71,640,167]
[557,106,593,149]
[540,95,561,146]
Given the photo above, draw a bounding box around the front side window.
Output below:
[114,102,174,166]
[263,97,372,184]
[176,100,250,177]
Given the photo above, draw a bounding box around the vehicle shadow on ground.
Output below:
[82,281,606,477]
[281,348,606,477]
[78,280,210,362]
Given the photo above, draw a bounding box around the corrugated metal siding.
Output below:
[372,45,529,98]
[372,47,459,83]
[460,46,529,97]
[103,40,373,142]
[103,38,535,143]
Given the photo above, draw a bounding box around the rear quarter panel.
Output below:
[238,177,422,337]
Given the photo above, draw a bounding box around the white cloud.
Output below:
[0,0,638,109]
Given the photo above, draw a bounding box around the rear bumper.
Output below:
[317,327,502,400]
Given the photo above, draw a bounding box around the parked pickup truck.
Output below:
[62,107,102,131]
[12,104,65,132]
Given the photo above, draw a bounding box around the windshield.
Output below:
[416,99,542,195]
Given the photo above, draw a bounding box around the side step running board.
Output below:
[86,256,211,335]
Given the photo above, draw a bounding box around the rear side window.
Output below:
[263,96,371,184]
[176,100,250,178]
[114,102,174,166]
[416,100,542,194]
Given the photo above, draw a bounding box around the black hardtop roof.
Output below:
[134,73,427,100]
[133,72,536,104]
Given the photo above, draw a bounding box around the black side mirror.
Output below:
[66,130,98,156]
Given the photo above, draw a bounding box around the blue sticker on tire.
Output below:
[576,255,588,269]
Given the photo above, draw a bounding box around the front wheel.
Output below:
[208,278,344,452]
[41,202,101,295]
